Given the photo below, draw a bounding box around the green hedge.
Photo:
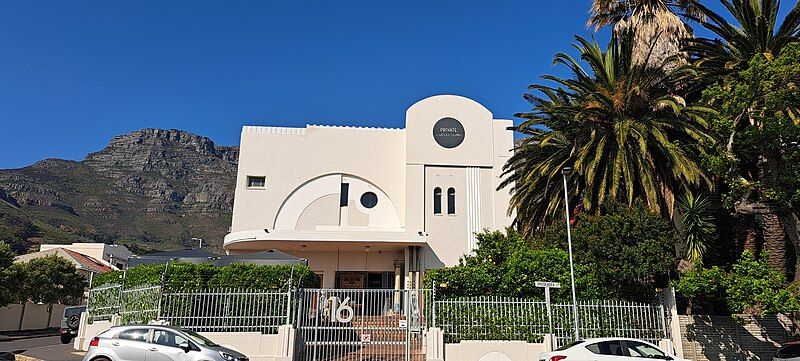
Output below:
[92,262,318,290]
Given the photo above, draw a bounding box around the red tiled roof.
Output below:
[61,249,113,273]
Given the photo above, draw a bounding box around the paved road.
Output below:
[0,336,84,361]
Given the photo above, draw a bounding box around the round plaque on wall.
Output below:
[432,117,465,148]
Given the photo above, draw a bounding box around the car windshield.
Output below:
[556,340,584,351]
[181,329,218,347]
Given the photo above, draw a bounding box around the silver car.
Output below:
[81,325,249,361]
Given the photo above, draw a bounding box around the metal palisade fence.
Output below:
[87,285,667,349]
[160,288,290,334]
[433,296,667,347]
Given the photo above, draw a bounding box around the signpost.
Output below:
[535,281,562,334]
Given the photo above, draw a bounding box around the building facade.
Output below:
[224,95,513,289]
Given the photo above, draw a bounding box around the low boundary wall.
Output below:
[680,314,795,361]
[73,314,295,361]
[443,341,548,361]
[0,303,68,332]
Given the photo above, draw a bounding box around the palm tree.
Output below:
[501,34,714,237]
[676,192,716,265]
[589,0,703,67]
[687,0,800,79]
[687,0,800,276]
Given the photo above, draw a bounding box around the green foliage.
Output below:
[93,262,318,291]
[702,43,800,207]
[676,192,716,264]
[725,251,800,314]
[674,251,800,315]
[0,205,38,254]
[0,241,26,307]
[428,205,675,303]
[502,34,713,237]
[570,202,677,302]
[424,229,602,301]
[0,241,13,268]
[20,255,86,305]
[671,265,726,312]
[687,0,800,80]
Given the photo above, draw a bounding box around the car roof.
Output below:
[109,324,183,331]
[582,337,657,343]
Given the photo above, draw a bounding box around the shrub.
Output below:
[423,229,601,301]
[725,251,800,314]
[673,251,800,315]
[92,262,317,290]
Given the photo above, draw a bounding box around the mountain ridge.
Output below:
[0,128,239,254]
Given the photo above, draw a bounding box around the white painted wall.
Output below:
[225,95,514,273]
[443,341,548,361]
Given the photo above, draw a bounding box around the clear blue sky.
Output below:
[0,1,787,169]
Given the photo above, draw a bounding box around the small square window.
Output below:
[247,176,266,188]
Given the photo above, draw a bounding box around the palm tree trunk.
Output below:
[777,204,800,281]
[735,201,789,276]
[760,210,788,274]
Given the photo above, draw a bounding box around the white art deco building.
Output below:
[224,95,513,289]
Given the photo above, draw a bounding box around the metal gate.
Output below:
[294,289,430,361]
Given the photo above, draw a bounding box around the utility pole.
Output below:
[562,167,580,341]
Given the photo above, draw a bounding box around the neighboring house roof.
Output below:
[14,248,114,273]
[128,248,307,267]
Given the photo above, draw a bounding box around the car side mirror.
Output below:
[178,342,191,353]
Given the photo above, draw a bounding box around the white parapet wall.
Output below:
[202,325,295,361]
[426,328,551,361]
[443,340,548,361]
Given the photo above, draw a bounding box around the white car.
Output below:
[775,342,800,360]
[539,337,689,361]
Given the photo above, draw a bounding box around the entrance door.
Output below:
[294,289,427,361]
[336,272,395,289]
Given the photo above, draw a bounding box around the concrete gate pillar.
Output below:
[426,327,444,361]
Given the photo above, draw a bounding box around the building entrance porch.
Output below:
[223,236,426,290]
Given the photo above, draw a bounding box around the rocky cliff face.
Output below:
[0,129,239,253]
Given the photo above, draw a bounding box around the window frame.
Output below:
[151,329,190,349]
[116,328,151,343]
[340,183,350,207]
[447,187,456,215]
[585,340,628,357]
[246,175,266,189]
[622,340,667,359]
[433,187,442,215]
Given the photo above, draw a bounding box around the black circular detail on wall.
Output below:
[360,192,378,209]
[433,117,465,148]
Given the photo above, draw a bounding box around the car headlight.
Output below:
[219,351,244,361]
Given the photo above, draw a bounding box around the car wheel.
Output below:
[59,335,72,344]
[66,314,81,329]
[91,357,111,361]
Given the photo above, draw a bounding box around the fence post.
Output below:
[285,288,292,325]
[117,285,124,316]
[156,286,163,321]
[431,286,437,328]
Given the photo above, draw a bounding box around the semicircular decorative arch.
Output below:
[273,173,401,230]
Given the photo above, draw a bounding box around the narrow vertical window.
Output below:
[433,187,442,214]
[340,183,350,207]
[447,188,456,214]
